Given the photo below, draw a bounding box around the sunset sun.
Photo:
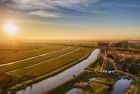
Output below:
[4,23,17,36]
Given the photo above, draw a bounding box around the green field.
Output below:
[0,43,67,64]
[7,47,92,78]
[0,47,74,73]
[0,42,94,93]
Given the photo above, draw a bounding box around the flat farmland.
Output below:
[7,47,91,78]
[0,42,94,93]
[0,43,67,64]
[0,47,75,73]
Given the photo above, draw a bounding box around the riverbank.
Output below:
[44,60,100,94]
[4,49,93,94]
[45,72,87,94]
[44,58,119,94]
[14,49,100,94]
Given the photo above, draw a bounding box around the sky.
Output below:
[0,0,140,40]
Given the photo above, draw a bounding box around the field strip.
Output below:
[0,47,70,67]
[0,47,76,73]
[7,48,81,74]
[9,49,92,91]
[0,47,47,55]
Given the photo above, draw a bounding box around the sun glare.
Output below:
[4,23,17,36]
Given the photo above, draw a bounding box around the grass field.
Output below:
[0,47,75,73]
[7,47,92,78]
[0,42,94,93]
[0,43,67,64]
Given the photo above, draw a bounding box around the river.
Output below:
[110,79,132,94]
[16,49,100,94]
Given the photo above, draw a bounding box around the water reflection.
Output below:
[16,49,100,94]
[110,79,132,94]
[66,88,82,94]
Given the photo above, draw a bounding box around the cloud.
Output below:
[2,0,139,21]
[14,0,91,8]
[0,0,98,18]
[28,11,60,18]
[1,1,140,24]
